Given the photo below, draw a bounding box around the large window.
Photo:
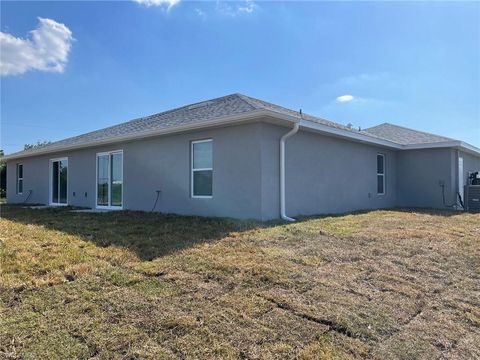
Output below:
[16,163,23,194]
[377,154,385,195]
[97,150,123,208]
[191,139,213,198]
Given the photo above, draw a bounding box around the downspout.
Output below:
[280,122,300,221]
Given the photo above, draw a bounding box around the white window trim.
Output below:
[49,157,69,206]
[377,153,386,195]
[95,150,124,210]
[191,139,213,199]
[16,163,23,195]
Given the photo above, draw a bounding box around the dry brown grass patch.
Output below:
[1,205,479,359]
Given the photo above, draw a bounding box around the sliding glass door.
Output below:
[50,158,68,205]
[96,151,123,209]
[97,155,109,206]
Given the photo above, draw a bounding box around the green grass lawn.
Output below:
[1,205,479,359]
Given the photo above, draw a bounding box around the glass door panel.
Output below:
[97,152,123,208]
[52,161,59,204]
[59,160,68,203]
[51,159,68,204]
[97,155,109,206]
[111,153,123,207]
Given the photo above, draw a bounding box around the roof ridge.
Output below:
[59,93,245,141]
[235,94,256,109]
[237,93,302,115]
[365,122,389,130]
[237,94,350,126]
[122,93,242,125]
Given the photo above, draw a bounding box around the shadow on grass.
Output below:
[1,204,463,261]
[1,204,281,261]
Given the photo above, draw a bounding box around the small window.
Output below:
[16,163,23,194]
[377,154,385,195]
[191,139,213,198]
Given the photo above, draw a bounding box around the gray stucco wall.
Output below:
[7,120,477,219]
[7,156,50,206]
[7,122,264,219]
[259,123,397,219]
[396,148,457,209]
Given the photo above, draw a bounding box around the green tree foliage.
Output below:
[24,140,52,150]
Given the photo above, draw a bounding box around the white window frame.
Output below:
[16,163,23,195]
[191,139,213,199]
[49,157,69,206]
[377,153,385,195]
[95,150,124,210]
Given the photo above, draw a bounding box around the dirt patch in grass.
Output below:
[1,205,479,359]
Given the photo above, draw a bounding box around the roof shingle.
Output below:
[363,123,454,145]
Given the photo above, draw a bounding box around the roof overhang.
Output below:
[401,140,480,156]
[4,110,479,160]
[298,120,480,156]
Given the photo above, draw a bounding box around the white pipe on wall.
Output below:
[280,122,300,221]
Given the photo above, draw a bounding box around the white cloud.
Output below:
[336,95,354,103]
[195,8,207,20]
[237,0,257,14]
[135,0,180,10]
[216,0,258,17]
[0,17,73,76]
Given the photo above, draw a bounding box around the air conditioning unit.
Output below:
[465,171,480,212]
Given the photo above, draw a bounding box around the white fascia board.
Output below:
[458,141,480,156]
[403,141,480,156]
[403,140,462,150]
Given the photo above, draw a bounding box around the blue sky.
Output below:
[1,0,479,154]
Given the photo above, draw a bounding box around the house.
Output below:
[4,94,480,220]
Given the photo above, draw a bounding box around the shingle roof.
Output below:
[8,93,382,158]
[5,93,467,159]
[24,94,254,152]
[363,123,455,145]
[9,94,255,157]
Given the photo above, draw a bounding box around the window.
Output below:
[96,151,123,208]
[458,156,464,201]
[16,163,23,194]
[377,154,385,195]
[191,139,213,198]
